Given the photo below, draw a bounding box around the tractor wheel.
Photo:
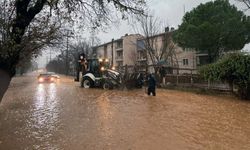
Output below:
[103,82,111,90]
[103,82,113,90]
[81,77,93,88]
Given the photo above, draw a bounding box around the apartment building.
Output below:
[93,30,203,74]
[93,34,142,68]
[136,31,197,74]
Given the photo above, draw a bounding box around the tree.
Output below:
[16,59,33,75]
[0,0,146,101]
[46,33,100,76]
[174,0,250,63]
[199,53,250,100]
[46,39,93,75]
[134,15,178,73]
[0,0,62,100]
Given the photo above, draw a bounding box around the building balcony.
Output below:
[196,53,208,56]
[137,58,147,61]
[137,48,146,52]
[116,48,123,51]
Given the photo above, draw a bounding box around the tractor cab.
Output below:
[83,59,104,77]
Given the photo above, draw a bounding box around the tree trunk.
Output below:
[247,86,250,100]
[0,69,11,102]
[228,80,234,93]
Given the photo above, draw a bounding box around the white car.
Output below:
[47,72,60,80]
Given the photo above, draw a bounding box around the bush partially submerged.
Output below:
[199,53,250,100]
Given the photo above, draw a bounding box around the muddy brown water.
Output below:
[0,75,250,150]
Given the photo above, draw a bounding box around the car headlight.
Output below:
[39,78,44,82]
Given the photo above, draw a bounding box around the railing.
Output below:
[116,64,230,91]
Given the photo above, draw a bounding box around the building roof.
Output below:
[93,34,142,48]
[137,30,175,41]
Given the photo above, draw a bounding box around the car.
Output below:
[48,72,60,79]
[37,73,57,83]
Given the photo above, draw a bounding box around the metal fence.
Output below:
[117,65,230,91]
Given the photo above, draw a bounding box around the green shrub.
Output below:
[199,53,250,100]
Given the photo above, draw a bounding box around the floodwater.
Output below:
[0,75,250,150]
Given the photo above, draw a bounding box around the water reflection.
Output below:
[1,77,250,150]
[97,92,114,143]
[35,84,45,109]
[25,83,60,149]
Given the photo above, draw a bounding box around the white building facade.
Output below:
[93,31,201,74]
[93,34,142,68]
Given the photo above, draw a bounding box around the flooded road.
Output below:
[0,75,250,150]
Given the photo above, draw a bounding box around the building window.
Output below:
[183,59,189,66]
[137,40,145,50]
[116,40,123,49]
[197,56,209,66]
[137,51,146,60]
[116,51,123,59]
[116,61,123,67]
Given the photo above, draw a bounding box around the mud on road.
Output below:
[0,75,250,150]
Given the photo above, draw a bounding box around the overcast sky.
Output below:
[96,0,246,43]
[97,0,210,43]
[37,0,248,67]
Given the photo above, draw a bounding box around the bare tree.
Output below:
[237,0,250,9]
[133,15,178,73]
[46,36,100,78]
[0,0,146,101]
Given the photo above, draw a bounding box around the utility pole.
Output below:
[66,30,69,75]
[49,48,51,62]
[111,38,114,67]
[57,56,60,74]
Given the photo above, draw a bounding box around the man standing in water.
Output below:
[147,74,156,96]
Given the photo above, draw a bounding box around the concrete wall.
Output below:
[122,35,142,66]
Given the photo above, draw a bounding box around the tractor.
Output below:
[80,57,121,89]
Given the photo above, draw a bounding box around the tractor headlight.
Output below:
[105,58,109,62]
[111,66,115,70]
[99,58,103,62]
[101,66,105,71]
